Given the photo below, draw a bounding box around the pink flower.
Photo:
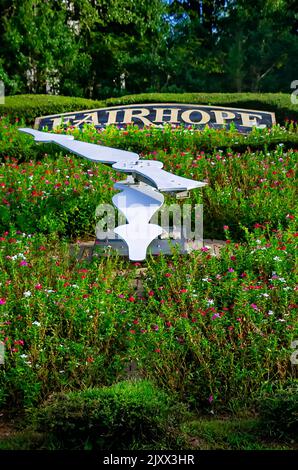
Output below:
[19,260,28,266]
[201,246,209,252]
[0,298,6,305]
[223,225,229,230]
[251,303,258,310]
[228,268,234,272]
[208,395,214,403]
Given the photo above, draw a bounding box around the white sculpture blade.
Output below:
[112,182,164,260]
[114,224,163,261]
[113,182,164,224]
[113,160,207,192]
[18,127,208,261]
[19,128,139,164]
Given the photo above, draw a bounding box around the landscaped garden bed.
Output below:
[0,111,297,450]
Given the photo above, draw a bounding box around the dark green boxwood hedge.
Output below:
[35,380,183,450]
[1,93,297,125]
[0,94,105,125]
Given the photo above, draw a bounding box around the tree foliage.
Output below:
[0,0,296,97]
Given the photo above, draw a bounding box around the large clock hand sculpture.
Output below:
[19,128,207,261]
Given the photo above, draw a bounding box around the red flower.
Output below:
[165,273,172,278]
[34,284,42,290]
[128,296,135,302]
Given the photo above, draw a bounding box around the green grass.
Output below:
[181,416,293,450]
[0,415,294,450]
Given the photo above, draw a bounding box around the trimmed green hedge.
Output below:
[35,380,183,450]
[1,93,297,125]
[105,93,298,124]
[0,94,105,125]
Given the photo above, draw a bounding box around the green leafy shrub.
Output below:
[35,380,181,449]
[1,92,297,125]
[105,92,298,124]
[259,387,298,439]
[0,95,105,125]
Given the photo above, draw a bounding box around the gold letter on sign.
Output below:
[122,108,153,126]
[73,112,99,127]
[153,108,180,123]
[212,110,235,124]
[105,109,120,125]
[181,110,210,125]
[238,112,263,128]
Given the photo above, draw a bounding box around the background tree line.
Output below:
[0,0,297,98]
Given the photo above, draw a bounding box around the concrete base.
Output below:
[70,238,225,262]
[93,236,204,257]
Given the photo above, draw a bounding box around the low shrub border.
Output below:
[1,92,297,125]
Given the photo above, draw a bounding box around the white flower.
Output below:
[32,321,40,326]
[23,291,32,297]
[206,299,215,306]
[268,310,274,315]
[256,239,262,244]
[261,293,270,298]
[273,256,281,261]
[202,278,209,282]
